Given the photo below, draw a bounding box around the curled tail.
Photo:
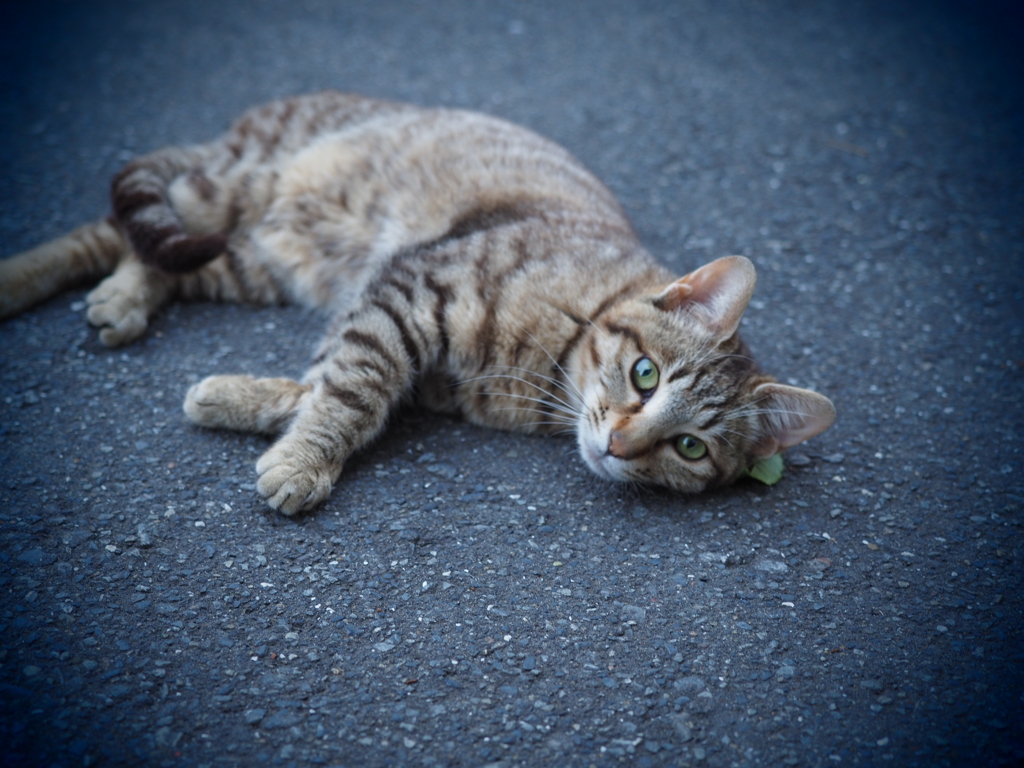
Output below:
[0,218,127,320]
[111,146,227,274]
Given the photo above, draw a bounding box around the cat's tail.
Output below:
[111,146,227,274]
[0,218,127,320]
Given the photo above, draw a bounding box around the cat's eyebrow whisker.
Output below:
[687,337,719,367]
[704,353,757,369]
[686,337,759,372]
[696,351,750,372]
[710,429,740,449]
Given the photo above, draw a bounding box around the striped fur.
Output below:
[0,92,835,513]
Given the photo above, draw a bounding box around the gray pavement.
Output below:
[1,1,1022,766]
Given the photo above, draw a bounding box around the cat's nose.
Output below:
[607,430,638,460]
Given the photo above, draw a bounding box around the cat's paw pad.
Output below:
[255,444,338,515]
[86,280,148,346]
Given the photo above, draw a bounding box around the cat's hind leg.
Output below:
[0,219,126,320]
[184,375,312,435]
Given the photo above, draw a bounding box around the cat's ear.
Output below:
[750,382,836,459]
[654,256,756,339]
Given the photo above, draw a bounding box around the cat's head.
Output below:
[573,256,835,492]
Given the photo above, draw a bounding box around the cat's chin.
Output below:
[578,436,624,482]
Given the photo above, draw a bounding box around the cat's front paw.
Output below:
[86,278,149,346]
[185,375,310,435]
[255,442,340,515]
[184,375,253,431]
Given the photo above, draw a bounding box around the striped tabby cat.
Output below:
[0,92,835,514]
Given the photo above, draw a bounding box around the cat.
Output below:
[0,91,835,515]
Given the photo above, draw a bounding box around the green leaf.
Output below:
[744,453,784,486]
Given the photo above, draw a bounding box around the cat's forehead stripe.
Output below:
[587,334,603,369]
[554,324,589,377]
[666,367,693,387]
[602,320,643,350]
[587,278,648,322]
[698,411,724,431]
[686,365,713,389]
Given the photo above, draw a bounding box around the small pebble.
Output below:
[244,709,266,724]
[16,548,57,567]
[786,452,811,467]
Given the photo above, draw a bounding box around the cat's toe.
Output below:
[86,289,148,346]
[97,308,148,346]
[184,375,241,428]
[255,447,337,515]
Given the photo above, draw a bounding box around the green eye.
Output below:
[630,357,660,392]
[676,434,708,460]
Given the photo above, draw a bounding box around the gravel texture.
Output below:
[1,1,1022,766]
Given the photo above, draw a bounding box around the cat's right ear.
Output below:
[654,256,757,339]
[749,382,837,459]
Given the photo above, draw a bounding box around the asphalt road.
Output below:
[1,1,1022,766]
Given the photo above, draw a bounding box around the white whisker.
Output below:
[525,424,577,436]
[487,403,577,422]
[482,364,579,401]
[477,390,580,419]
[461,369,582,411]
[511,324,586,403]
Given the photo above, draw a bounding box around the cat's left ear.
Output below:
[750,382,836,459]
[654,256,756,339]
